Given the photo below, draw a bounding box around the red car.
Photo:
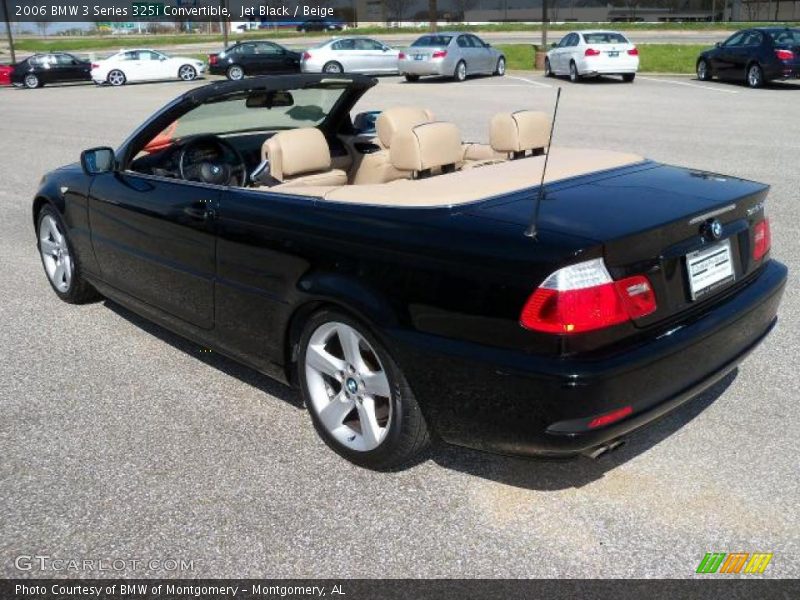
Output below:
[0,64,13,86]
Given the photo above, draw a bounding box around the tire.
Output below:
[747,63,764,88]
[226,64,245,81]
[569,61,580,83]
[494,56,506,76]
[696,59,712,81]
[404,74,420,82]
[107,69,126,86]
[298,309,431,470]
[37,205,101,304]
[622,73,635,83]
[178,64,197,81]
[544,57,553,77]
[454,60,467,82]
[24,73,40,89]
[322,61,343,74]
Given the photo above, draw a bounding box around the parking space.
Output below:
[1,73,798,578]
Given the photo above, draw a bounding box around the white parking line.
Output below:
[506,75,553,88]
[637,76,739,94]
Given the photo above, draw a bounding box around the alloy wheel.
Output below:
[179,65,197,81]
[570,62,579,82]
[108,70,125,86]
[39,214,72,293]
[323,62,343,74]
[544,58,552,77]
[455,61,466,82]
[304,322,392,452]
[748,65,763,88]
[24,74,39,88]
[496,57,505,76]
[697,60,708,81]
[227,65,244,80]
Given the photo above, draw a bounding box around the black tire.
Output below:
[36,205,101,304]
[404,74,420,82]
[544,57,553,77]
[494,56,506,76]
[622,73,635,83]
[226,64,245,80]
[747,63,764,88]
[696,59,712,81]
[297,309,431,470]
[569,61,580,83]
[322,61,343,74]
[24,73,41,89]
[454,60,467,82]
[107,69,126,86]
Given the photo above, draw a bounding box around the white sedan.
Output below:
[91,49,206,86]
[545,30,639,83]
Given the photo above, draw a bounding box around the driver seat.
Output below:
[261,128,347,189]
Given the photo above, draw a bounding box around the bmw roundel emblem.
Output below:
[709,219,723,240]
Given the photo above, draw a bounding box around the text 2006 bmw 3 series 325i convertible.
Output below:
[33,74,786,469]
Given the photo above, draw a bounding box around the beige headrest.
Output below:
[262,128,331,180]
[375,106,434,148]
[490,110,551,154]
[390,122,463,173]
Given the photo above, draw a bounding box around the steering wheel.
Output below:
[178,135,247,187]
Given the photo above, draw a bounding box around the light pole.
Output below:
[2,0,16,64]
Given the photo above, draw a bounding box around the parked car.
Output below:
[31,74,786,469]
[697,27,800,88]
[0,63,12,86]
[545,30,639,83]
[91,49,205,86]
[208,41,301,80]
[10,53,92,88]
[398,32,505,82]
[301,37,399,74]
[297,18,344,32]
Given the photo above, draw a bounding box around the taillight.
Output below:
[584,48,601,57]
[753,218,771,261]
[398,52,406,60]
[775,49,794,61]
[627,47,639,56]
[209,54,218,65]
[432,50,447,59]
[91,63,99,69]
[302,52,312,60]
[519,258,657,334]
[588,406,633,429]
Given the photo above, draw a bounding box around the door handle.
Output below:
[183,202,215,221]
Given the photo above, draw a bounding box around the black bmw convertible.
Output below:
[32,74,786,469]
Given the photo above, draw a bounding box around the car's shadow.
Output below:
[105,298,735,489]
[694,77,800,91]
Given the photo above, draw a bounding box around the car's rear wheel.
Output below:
[107,70,126,86]
[622,73,635,83]
[495,56,506,76]
[323,61,343,74]
[747,63,764,88]
[696,59,712,81]
[37,206,100,304]
[404,74,420,82]
[569,61,581,83]
[24,73,40,89]
[178,65,197,81]
[226,64,245,80]
[298,309,430,470]
[454,60,467,82]
[544,57,553,77]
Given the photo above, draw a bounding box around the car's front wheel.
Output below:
[107,69,126,86]
[37,205,100,304]
[178,64,197,81]
[747,63,764,88]
[298,309,430,470]
[454,60,467,82]
[569,61,581,83]
[544,57,553,77]
[696,59,712,81]
[24,73,41,89]
[494,56,506,76]
[226,64,245,80]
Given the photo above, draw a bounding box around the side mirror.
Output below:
[551,42,558,48]
[81,147,115,175]
[484,42,491,48]
[715,42,721,48]
[353,110,380,135]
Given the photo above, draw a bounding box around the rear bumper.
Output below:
[578,56,639,76]
[390,260,787,457]
[765,62,800,80]
[399,59,451,76]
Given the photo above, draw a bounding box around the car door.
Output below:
[232,43,258,74]
[252,42,294,74]
[713,31,746,79]
[357,38,393,73]
[468,34,493,72]
[737,30,764,77]
[455,35,473,72]
[332,39,358,71]
[52,53,83,82]
[88,170,218,329]
[116,50,144,81]
[142,50,173,80]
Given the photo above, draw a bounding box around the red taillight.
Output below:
[302,51,312,60]
[91,63,99,69]
[753,218,771,261]
[627,47,639,56]
[519,259,657,334]
[432,50,447,59]
[588,406,633,429]
[584,48,601,57]
[398,52,406,60]
[775,49,794,61]
[209,54,218,65]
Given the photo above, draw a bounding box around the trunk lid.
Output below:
[470,163,770,327]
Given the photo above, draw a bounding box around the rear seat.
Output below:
[463,110,551,168]
[390,122,463,179]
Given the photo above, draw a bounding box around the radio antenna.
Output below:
[524,87,562,239]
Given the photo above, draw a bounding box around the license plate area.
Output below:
[608,51,619,57]
[685,239,735,301]
[414,54,425,60]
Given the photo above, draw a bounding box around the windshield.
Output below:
[768,29,800,45]
[411,35,452,48]
[582,32,629,44]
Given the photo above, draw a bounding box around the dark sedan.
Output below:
[208,41,300,80]
[697,27,800,88]
[296,18,344,32]
[31,75,786,470]
[11,52,92,88]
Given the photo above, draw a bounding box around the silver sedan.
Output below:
[300,37,400,75]
[398,32,506,82]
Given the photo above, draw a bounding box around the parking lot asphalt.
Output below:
[1,73,798,579]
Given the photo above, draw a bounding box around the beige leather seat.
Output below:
[350,106,434,185]
[261,128,347,189]
[390,122,463,179]
[463,110,552,166]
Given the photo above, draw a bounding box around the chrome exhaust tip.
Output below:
[582,439,626,460]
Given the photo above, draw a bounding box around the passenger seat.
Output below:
[463,110,551,167]
[261,128,347,189]
[390,122,463,179]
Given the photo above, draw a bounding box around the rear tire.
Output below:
[454,60,467,82]
[298,309,431,470]
[323,61,343,74]
[544,57,553,77]
[622,73,635,83]
[747,63,764,88]
[494,56,506,76]
[107,69,126,86]
[696,59,712,81]
[404,74,420,82]
[569,61,581,83]
[24,73,40,89]
[226,64,245,80]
